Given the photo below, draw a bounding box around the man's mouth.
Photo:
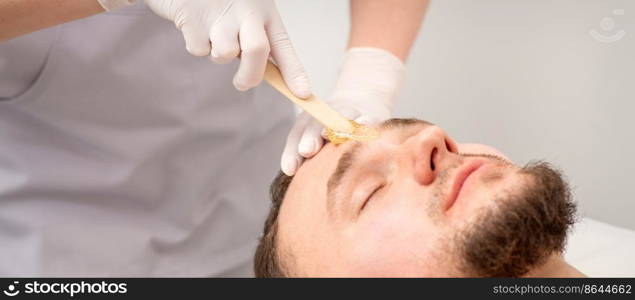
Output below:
[444,160,485,212]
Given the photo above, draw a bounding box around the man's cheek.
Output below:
[343,209,437,275]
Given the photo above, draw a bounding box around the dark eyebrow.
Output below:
[326,142,363,217]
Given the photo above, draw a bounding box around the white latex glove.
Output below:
[280,47,406,176]
[99,0,311,98]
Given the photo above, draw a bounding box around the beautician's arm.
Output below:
[349,0,429,61]
[0,0,104,41]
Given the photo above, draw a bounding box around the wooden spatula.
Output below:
[263,61,354,134]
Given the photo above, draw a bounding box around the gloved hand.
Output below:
[280,47,406,176]
[98,0,311,98]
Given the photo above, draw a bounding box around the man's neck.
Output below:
[523,254,586,277]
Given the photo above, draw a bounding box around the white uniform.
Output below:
[0,3,293,276]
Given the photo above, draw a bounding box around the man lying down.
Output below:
[254,118,585,277]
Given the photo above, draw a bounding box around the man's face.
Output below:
[275,119,573,277]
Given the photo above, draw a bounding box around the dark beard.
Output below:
[455,161,577,277]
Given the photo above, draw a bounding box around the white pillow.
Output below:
[565,217,635,277]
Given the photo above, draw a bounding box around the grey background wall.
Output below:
[277,0,635,229]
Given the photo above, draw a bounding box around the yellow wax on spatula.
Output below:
[325,120,380,145]
[263,61,380,144]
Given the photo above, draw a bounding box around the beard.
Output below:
[453,161,577,277]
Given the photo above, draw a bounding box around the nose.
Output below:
[403,126,458,185]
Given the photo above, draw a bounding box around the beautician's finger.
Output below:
[267,10,311,99]
[181,22,212,57]
[281,114,310,176]
[209,23,240,64]
[281,139,304,176]
[234,21,270,91]
[298,121,324,158]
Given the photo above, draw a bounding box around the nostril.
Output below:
[430,147,438,170]
[444,139,452,152]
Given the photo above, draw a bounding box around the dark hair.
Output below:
[254,171,293,277]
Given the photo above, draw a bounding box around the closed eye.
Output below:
[361,184,383,212]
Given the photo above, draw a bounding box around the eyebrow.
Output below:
[326,142,363,217]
